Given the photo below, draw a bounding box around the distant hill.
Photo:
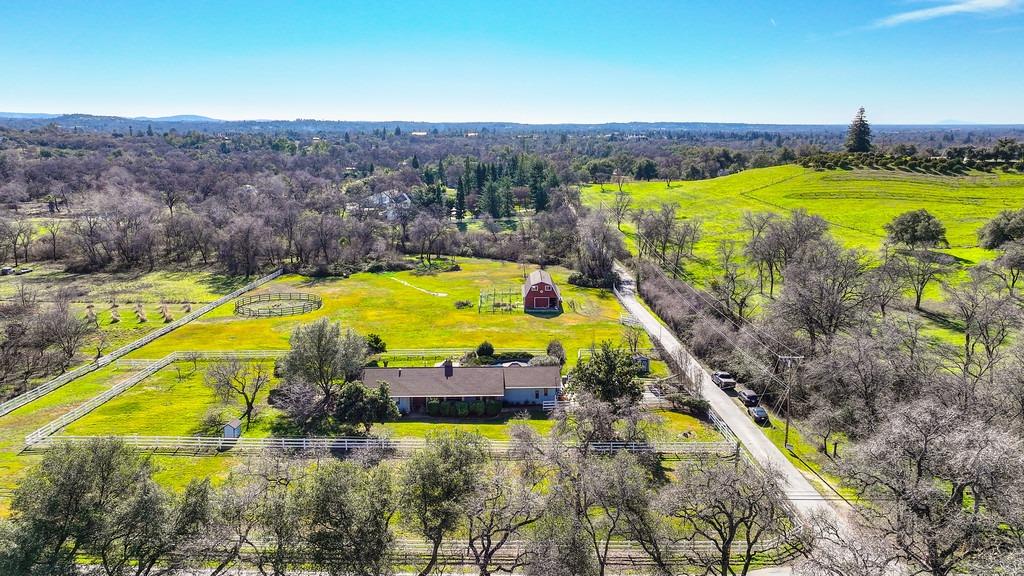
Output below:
[0,112,1020,136]
[132,115,224,123]
[0,112,60,119]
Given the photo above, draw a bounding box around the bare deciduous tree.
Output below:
[205,359,271,428]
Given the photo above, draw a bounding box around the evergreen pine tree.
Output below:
[481,181,502,218]
[529,162,549,211]
[455,178,466,220]
[146,124,153,137]
[411,154,420,169]
[845,107,872,153]
[437,157,446,186]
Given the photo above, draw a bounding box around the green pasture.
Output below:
[583,165,1024,277]
[0,364,139,515]
[124,259,645,366]
[584,166,1024,341]
[64,361,280,438]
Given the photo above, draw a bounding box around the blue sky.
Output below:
[1,1,1022,124]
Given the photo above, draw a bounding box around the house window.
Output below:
[534,390,540,400]
[544,388,550,396]
[531,286,537,292]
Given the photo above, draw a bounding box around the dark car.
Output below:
[737,389,759,406]
[711,371,737,390]
[748,406,769,425]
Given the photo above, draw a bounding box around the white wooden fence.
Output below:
[0,269,284,418]
[24,350,285,445]
[27,433,739,458]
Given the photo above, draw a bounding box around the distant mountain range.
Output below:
[131,114,224,123]
[0,112,1020,135]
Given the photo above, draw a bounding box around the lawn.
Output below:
[124,259,645,366]
[63,360,280,438]
[377,409,556,440]
[0,364,140,515]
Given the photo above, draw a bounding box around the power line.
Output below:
[629,258,791,390]
[634,230,799,357]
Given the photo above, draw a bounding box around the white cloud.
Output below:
[875,0,1020,27]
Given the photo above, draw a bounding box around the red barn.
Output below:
[523,269,561,311]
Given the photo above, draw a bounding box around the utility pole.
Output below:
[773,355,804,452]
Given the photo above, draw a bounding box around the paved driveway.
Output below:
[614,265,848,526]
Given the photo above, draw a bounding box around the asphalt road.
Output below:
[614,265,848,526]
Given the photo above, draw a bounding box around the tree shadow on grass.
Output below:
[917,308,965,334]
[199,274,253,296]
[525,308,564,319]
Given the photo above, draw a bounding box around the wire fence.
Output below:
[0,269,284,418]
[234,292,322,317]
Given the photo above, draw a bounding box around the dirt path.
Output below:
[387,276,448,297]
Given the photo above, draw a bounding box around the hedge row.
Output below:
[427,399,502,418]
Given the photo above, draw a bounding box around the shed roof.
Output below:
[523,269,561,299]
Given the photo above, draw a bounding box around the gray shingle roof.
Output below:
[363,365,561,398]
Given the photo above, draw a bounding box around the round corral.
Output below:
[234,292,322,317]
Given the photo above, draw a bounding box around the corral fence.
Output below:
[25,350,284,445]
[234,292,322,317]
[0,269,284,418]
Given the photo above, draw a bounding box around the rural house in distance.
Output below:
[363,362,563,413]
[523,269,561,311]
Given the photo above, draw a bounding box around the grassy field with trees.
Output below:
[584,165,1024,279]
[122,259,640,364]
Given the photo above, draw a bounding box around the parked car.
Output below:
[711,371,737,390]
[14,267,32,275]
[737,389,759,406]
[748,406,769,425]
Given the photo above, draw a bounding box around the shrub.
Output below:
[485,399,502,417]
[568,272,614,289]
[454,300,474,309]
[476,341,494,357]
[470,401,485,417]
[365,333,387,354]
[455,401,470,417]
[426,400,441,417]
[492,351,534,363]
[439,402,452,417]
[666,393,710,418]
[528,354,561,366]
[546,340,567,364]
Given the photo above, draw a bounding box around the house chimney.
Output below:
[443,358,453,378]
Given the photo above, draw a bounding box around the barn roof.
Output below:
[363,365,561,398]
[523,269,561,299]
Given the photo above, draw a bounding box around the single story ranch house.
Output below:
[363,361,563,413]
